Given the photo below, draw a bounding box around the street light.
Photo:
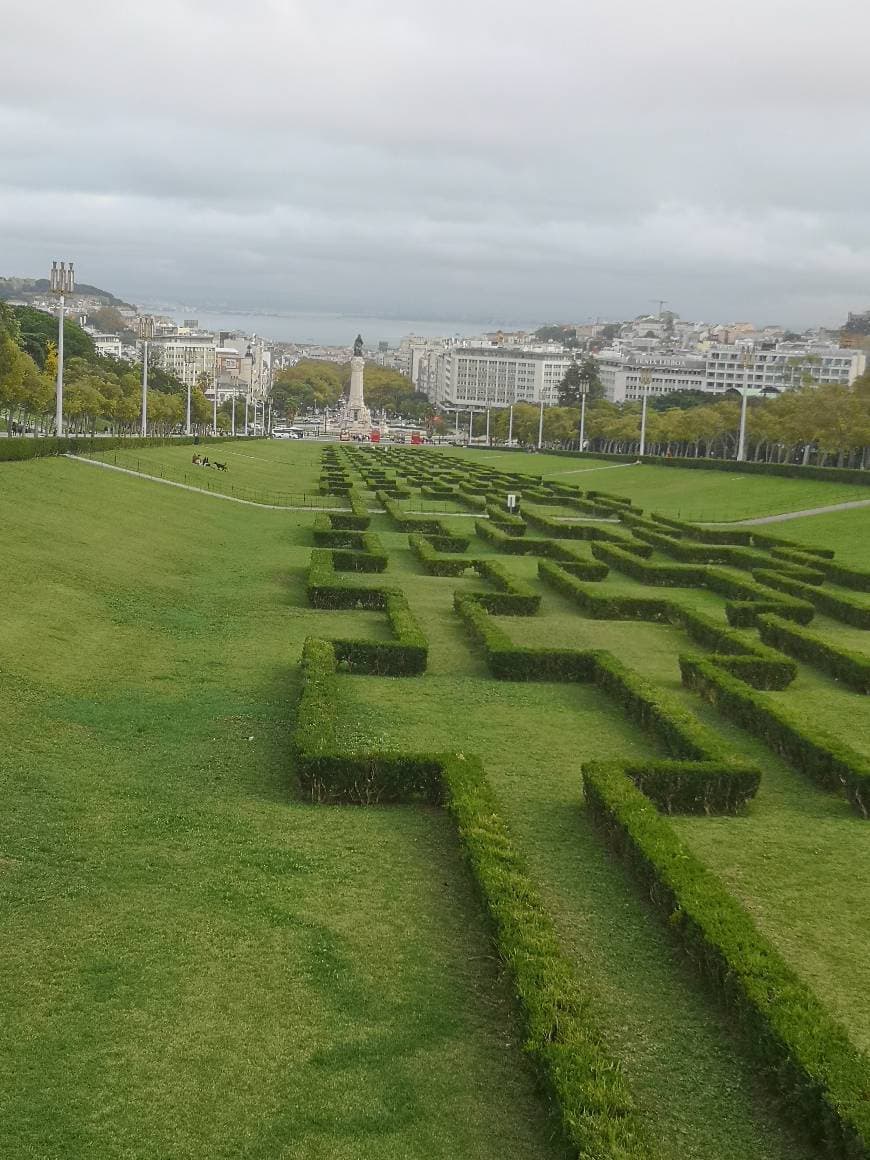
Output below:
[537,395,545,450]
[579,389,587,452]
[183,348,195,436]
[736,349,753,462]
[49,260,75,435]
[507,403,514,446]
[138,315,155,437]
[639,368,652,456]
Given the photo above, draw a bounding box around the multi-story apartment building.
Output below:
[596,343,865,403]
[431,344,575,410]
[149,333,217,390]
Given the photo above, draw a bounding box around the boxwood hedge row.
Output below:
[292,636,655,1159]
[754,569,870,629]
[680,655,870,817]
[757,614,870,694]
[583,762,870,1158]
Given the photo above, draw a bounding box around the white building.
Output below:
[149,334,217,390]
[432,343,575,410]
[596,343,865,403]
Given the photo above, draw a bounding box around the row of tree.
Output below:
[481,376,870,467]
[0,305,219,435]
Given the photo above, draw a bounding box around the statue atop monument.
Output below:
[353,334,364,357]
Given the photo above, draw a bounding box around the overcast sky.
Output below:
[3,0,870,327]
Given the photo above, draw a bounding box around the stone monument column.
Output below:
[349,355,365,420]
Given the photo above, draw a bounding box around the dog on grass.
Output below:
[213,461,228,471]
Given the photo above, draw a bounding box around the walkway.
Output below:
[706,498,870,526]
[65,455,350,512]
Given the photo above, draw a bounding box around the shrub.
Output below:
[680,656,870,817]
[485,503,527,536]
[539,560,673,620]
[757,614,870,695]
[590,543,706,587]
[471,559,541,614]
[583,762,870,1154]
[408,534,477,576]
[753,570,870,629]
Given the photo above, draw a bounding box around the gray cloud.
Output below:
[2,0,870,327]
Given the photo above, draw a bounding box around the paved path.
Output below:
[705,498,870,526]
[549,460,641,477]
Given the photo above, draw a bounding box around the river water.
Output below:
[137,305,538,347]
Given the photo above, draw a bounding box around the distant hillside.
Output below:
[0,276,134,309]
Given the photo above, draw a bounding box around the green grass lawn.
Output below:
[0,458,567,1160]
[88,438,331,505]
[434,447,870,520]
[4,443,868,1160]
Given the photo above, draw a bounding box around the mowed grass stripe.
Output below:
[0,458,567,1160]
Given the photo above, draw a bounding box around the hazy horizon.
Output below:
[4,1,870,329]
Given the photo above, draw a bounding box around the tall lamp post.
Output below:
[183,349,194,435]
[736,349,753,462]
[50,260,75,436]
[638,368,652,456]
[537,394,545,450]
[212,367,218,436]
[579,389,587,452]
[507,403,514,446]
[138,315,155,437]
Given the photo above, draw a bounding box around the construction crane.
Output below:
[650,298,668,316]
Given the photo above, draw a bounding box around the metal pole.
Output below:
[579,391,586,450]
[55,292,65,436]
[186,381,192,436]
[537,397,544,449]
[508,404,513,445]
[639,388,648,456]
[737,389,749,461]
[245,396,249,436]
[454,410,459,438]
[486,408,490,447]
[468,409,473,443]
[141,339,148,437]
[231,394,236,437]
[212,373,218,436]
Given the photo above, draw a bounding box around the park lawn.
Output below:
[0,457,569,1160]
[89,437,328,503]
[433,447,870,520]
[760,508,870,566]
[335,665,814,1160]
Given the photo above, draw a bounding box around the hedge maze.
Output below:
[294,444,870,1159]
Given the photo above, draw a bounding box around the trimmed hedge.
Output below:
[618,760,760,815]
[454,593,596,681]
[408,534,477,576]
[770,548,870,593]
[292,638,654,1157]
[583,762,870,1156]
[485,503,527,536]
[757,614,870,694]
[330,592,428,676]
[471,559,541,615]
[754,570,870,629]
[680,655,870,817]
[312,515,366,549]
[591,542,706,587]
[306,549,395,609]
[0,434,236,461]
[539,560,674,621]
[705,568,816,626]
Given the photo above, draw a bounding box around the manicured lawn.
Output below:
[88,438,329,504]
[0,457,566,1160]
[4,442,868,1160]
[435,447,870,520]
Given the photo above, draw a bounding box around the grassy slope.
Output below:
[333,527,816,1160]
[0,457,566,1160]
[435,447,870,520]
[507,552,870,1055]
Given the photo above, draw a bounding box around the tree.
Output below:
[558,356,603,408]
